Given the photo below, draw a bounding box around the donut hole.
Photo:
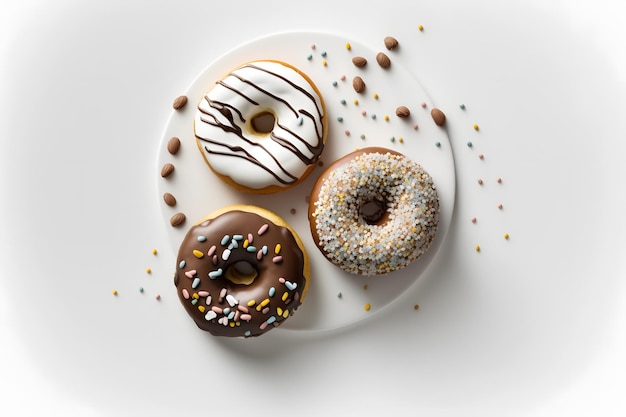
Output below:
[359,194,388,225]
[225,260,258,285]
[250,111,276,134]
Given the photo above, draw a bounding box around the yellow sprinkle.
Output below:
[504,233,510,239]
[346,42,351,50]
[353,99,359,105]
[247,299,256,307]
[282,291,289,301]
[475,245,481,252]
[192,249,204,258]
[112,289,118,296]
[192,292,199,299]
[473,123,479,131]
[364,303,371,311]
[384,115,389,121]
[322,60,327,66]
[373,93,379,99]
[151,248,157,255]
[363,284,368,290]
[283,310,290,319]
[414,304,420,310]
[277,307,283,317]
[243,239,249,248]
[398,137,404,143]
[229,322,235,327]
[418,24,424,31]
[198,305,205,313]
[274,243,281,254]
[260,298,270,307]
[145,268,151,274]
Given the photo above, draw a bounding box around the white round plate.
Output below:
[157,31,456,333]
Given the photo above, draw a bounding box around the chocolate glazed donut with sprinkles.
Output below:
[174,205,310,337]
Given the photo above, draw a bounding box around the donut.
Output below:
[194,60,328,193]
[308,147,440,276]
[174,204,310,337]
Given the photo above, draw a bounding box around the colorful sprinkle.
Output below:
[152,248,157,255]
[497,203,503,209]
[269,287,276,297]
[353,99,359,105]
[139,287,144,293]
[473,123,479,131]
[421,102,427,108]
[418,24,424,31]
[479,153,485,160]
[322,60,327,66]
[460,104,466,110]
[504,233,510,239]
[258,224,269,236]
[321,51,327,57]
[272,256,283,264]
[467,141,473,147]
[155,294,161,300]
[145,268,151,274]
[192,277,200,289]
[220,235,230,246]
[477,178,483,185]
[112,289,118,296]
[184,270,196,278]
[364,303,371,311]
[345,130,351,136]
[178,260,186,269]
[197,236,207,242]
[337,116,343,122]
[332,80,338,87]
[345,42,351,50]
[340,99,347,105]
[435,141,441,147]
[414,304,420,310]
[193,249,204,259]
[274,244,281,254]
[497,177,502,183]
[306,53,312,60]
[475,245,481,252]
[373,93,379,99]
[471,217,477,223]
[208,269,223,279]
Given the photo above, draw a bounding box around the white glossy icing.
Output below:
[194,61,326,191]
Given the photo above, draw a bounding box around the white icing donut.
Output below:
[194,60,327,193]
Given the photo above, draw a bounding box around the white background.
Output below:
[1,0,625,416]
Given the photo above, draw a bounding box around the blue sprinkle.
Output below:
[209,268,223,279]
[178,260,186,269]
[197,236,207,242]
[139,287,144,293]
[337,116,343,122]
[266,316,277,324]
[269,287,276,297]
[191,298,198,305]
[435,141,441,147]
[192,277,200,289]
[306,53,313,60]
[233,234,244,241]
[228,311,235,320]
[244,330,251,337]
[223,307,231,315]
[332,80,338,86]
[297,116,303,125]
[321,51,327,57]
[371,114,377,119]
[220,235,230,246]
[246,246,257,253]
[228,240,238,250]
[467,141,473,147]
[262,245,268,255]
[340,99,347,105]
[460,103,466,110]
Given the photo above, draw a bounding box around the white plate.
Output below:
[157,31,455,333]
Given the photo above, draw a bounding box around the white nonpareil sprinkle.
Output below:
[311,151,440,275]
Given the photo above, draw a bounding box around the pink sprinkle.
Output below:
[278,277,286,284]
[205,296,212,305]
[421,102,427,108]
[212,255,218,265]
[477,178,483,185]
[247,233,253,244]
[479,153,484,160]
[259,321,269,330]
[272,256,283,264]
[219,288,227,302]
[155,294,161,300]
[234,310,241,321]
[497,177,502,183]
[340,74,346,80]
[413,124,419,130]
[345,130,351,136]
[471,217,477,223]
[208,245,216,257]
[498,203,503,209]
[198,291,209,297]
[184,270,196,278]
[258,223,269,236]
[311,43,316,49]
[257,250,263,260]
[240,314,252,321]
[212,306,223,314]
[294,291,300,301]
[361,110,367,116]
[238,305,249,313]
[262,307,270,314]
[182,289,190,299]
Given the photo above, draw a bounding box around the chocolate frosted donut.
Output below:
[194,60,328,194]
[174,205,310,337]
[308,147,440,276]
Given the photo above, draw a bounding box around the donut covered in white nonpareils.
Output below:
[194,60,328,194]
[308,147,440,276]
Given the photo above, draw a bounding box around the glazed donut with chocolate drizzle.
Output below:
[174,205,310,337]
[308,147,440,276]
[194,60,328,194]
